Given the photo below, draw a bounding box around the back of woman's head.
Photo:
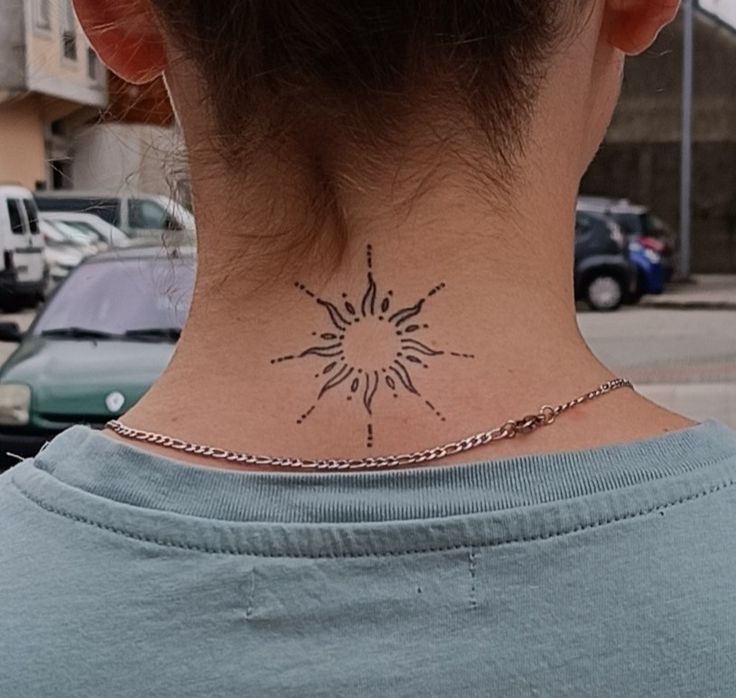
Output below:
[150,1,584,160]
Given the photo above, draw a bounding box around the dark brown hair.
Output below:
[152,1,583,162]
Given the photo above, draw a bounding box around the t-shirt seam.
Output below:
[10,475,736,558]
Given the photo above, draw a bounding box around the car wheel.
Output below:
[585,275,624,311]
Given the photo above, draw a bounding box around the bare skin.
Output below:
[75,0,691,472]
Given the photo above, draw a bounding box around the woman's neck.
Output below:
[121,135,693,469]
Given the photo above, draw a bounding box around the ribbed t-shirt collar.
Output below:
[26,421,736,524]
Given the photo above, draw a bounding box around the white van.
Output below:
[34,191,195,240]
[0,185,47,311]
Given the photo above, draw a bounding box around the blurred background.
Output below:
[0,0,733,467]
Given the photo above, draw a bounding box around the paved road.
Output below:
[579,307,736,428]
[1,306,733,427]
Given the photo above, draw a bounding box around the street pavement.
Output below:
[579,307,736,428]
[1,303,734,428]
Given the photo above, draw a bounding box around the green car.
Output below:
[0,246,194,469]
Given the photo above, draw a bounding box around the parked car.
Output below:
[41,211,132,248]
[578,196,676,281]
[0,246,195,468]
[575,210,637,311]
[38,220,89,287]
[40,218,104,254]
[0,185,47,311]
[34,191,195,240]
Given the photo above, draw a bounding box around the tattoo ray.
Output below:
[450,351,476,359]
[389,298,425,327]
[361,272,377,317]
[401,338,444,357]
[296,405,317,425]
[391,361,419,395]
[318,299,351,330]
[294,282,316,299]
[318,365,354,399]
[362,371,379,415]
[299,343,343,358]
[270,354,296,364]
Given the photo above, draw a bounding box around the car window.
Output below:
[129,199,179,230]
[647,215,671,235]
[612,212,644,235]
[22,199,40,234]
[36,197,121,226]
[53,221,98,245]
[34,258,195,336]
[575,212,608,237]
[7,200,26,235]
[63,220,104,241]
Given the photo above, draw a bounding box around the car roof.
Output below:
[0,184,35,198]
[34,190,148,199]
[89,244,196,264]
[577,196,648,215]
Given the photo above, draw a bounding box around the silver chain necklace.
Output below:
[106,378,632,472]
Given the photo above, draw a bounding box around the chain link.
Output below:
[106,378,632,472]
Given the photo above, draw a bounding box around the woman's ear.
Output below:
[73,0,167,84]
[604,0,681,55]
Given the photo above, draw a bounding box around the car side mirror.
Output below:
[0,322,23,343]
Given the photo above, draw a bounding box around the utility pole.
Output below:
[679,0,694,279]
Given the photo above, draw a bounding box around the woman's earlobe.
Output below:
[73,0,167,84]
[604,0,681,55]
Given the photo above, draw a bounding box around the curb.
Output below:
[639,299,736,311]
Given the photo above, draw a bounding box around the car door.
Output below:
[6,199,44,283]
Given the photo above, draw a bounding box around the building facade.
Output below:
[582,5,736,273]
[0,0,107,190]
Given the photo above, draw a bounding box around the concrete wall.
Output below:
[71,122,186,197]
[0,97,47,189]
[582,9,736,273]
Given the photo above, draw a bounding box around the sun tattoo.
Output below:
[271,244,476,447]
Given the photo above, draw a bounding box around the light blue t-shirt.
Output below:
[2,422,736,697]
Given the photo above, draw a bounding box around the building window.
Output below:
[34,0,51,31]
[61,0,77,61]
[87,48,100,81]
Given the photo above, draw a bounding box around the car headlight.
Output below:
[0,384,31,426]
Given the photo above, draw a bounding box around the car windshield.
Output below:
[611,212,645,235]
[62,220,104,240]
[33,257,195,338]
